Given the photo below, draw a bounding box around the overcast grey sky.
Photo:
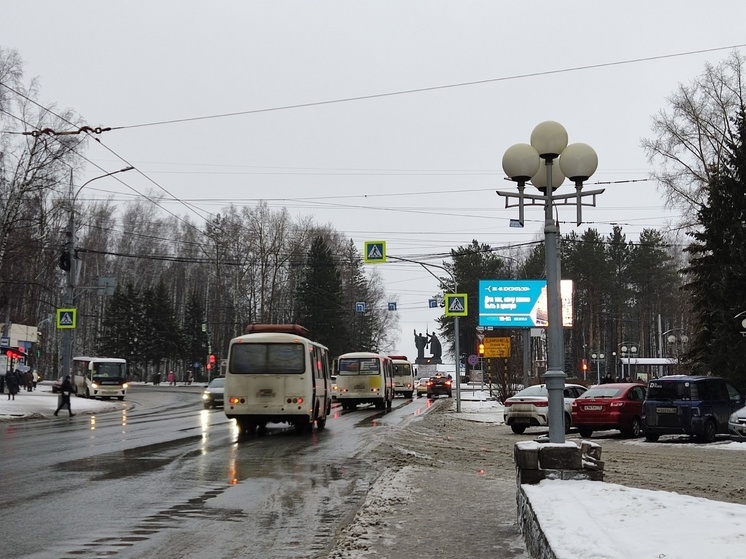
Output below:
[3,1,746,356]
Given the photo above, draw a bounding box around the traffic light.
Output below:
[207,354,216,370]
[581,359,588,373]
[478,342,485,357]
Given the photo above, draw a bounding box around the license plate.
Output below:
[656,407,677,414]
[584,405,603,411]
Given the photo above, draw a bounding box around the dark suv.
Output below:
[642,375,744,443]
[426,374,453,399]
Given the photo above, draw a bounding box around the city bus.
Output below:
[334,352,394,410]
[72,356,128,400]
[224,324,332,435]
[389,355,415,398]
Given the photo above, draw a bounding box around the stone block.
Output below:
[514,443,539,470]
[538,443,582,470]
[517,469,546,485]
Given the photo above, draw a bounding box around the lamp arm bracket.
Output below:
[496,190,547,209]
[553,188,606,205]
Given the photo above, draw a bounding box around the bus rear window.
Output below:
[230,343,305,374]
[338,358,380,375]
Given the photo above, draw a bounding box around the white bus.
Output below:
[72,356,128,400]
[334,352,395,411]
[224,324,332,435]
[389,355,415,398]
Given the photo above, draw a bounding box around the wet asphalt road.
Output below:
[0,385,433,559]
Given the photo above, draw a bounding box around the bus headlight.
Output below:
[122,383,129,389]
[91,382,99,389]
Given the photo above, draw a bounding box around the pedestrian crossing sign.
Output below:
[363,241,386,263]
[56,308,77,329]
[444,294,468,317]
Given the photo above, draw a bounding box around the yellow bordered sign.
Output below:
[444,293,468,317]
[57,308,77,329]
[363,241,386,263]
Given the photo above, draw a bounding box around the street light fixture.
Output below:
[501,121,601,443]
[61,166,134,379]
[619,343,638,380]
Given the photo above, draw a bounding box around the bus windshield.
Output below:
[393,363,412,376]
[230,343,305,374]
[92,362,126,378]
[338,358,380,375]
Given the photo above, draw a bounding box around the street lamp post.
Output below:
[501,121,601,443]
[591,352,605,385]
[388,255,463,412]
[662,329,688,374]
[619,343,638,380]
[61,167,134,379]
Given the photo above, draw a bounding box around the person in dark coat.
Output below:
[53,375,76,417]
[6,369,19,400]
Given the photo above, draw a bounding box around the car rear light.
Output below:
[445,381,452,386]
[533,401,548,407]
[610,401,624,408]
[504,401,513,407]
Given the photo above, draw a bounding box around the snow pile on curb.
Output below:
[328,466,416,558]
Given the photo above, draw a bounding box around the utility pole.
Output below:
[60,167,134,379]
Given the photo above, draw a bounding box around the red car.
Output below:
[571,383,647,438]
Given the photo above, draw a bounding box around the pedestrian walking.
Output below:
[6,369,19,400]
[53,375,76,417]
[167,371,176,386]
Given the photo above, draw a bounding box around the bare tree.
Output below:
[642,50,746,223]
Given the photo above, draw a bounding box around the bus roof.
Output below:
[388,355,410,361]
[73,356,126,363]
[245,323,309,336]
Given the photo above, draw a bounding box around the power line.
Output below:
[105,43,746,131]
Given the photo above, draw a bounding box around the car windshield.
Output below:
[208,377,225,388]
[514,385,547,397]
[581,387,623,399]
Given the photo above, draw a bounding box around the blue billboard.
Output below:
[478,279,573,328]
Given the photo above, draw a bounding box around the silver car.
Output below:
[728,406,746,442]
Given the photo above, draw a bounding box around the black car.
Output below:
[202,376,225,409]
[426,375,452,398]
[642,375,744,443]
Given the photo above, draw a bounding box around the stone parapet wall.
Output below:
[514,440,604,557]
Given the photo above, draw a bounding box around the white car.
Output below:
[504,383,587,434]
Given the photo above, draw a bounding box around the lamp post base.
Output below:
[544,368,566,443]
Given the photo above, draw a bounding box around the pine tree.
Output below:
[683,108,746,388]
[295,236,350,357]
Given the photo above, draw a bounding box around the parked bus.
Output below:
[72,356,128,400]
[224,324,332,435]
[334,352,394,410]
[389,355,415,398]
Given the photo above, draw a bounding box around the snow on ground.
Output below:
[525,479,746,559]
[5,384,746,558]
[0,382,124,419]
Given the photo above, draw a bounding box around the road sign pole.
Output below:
[454,316,461,412]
